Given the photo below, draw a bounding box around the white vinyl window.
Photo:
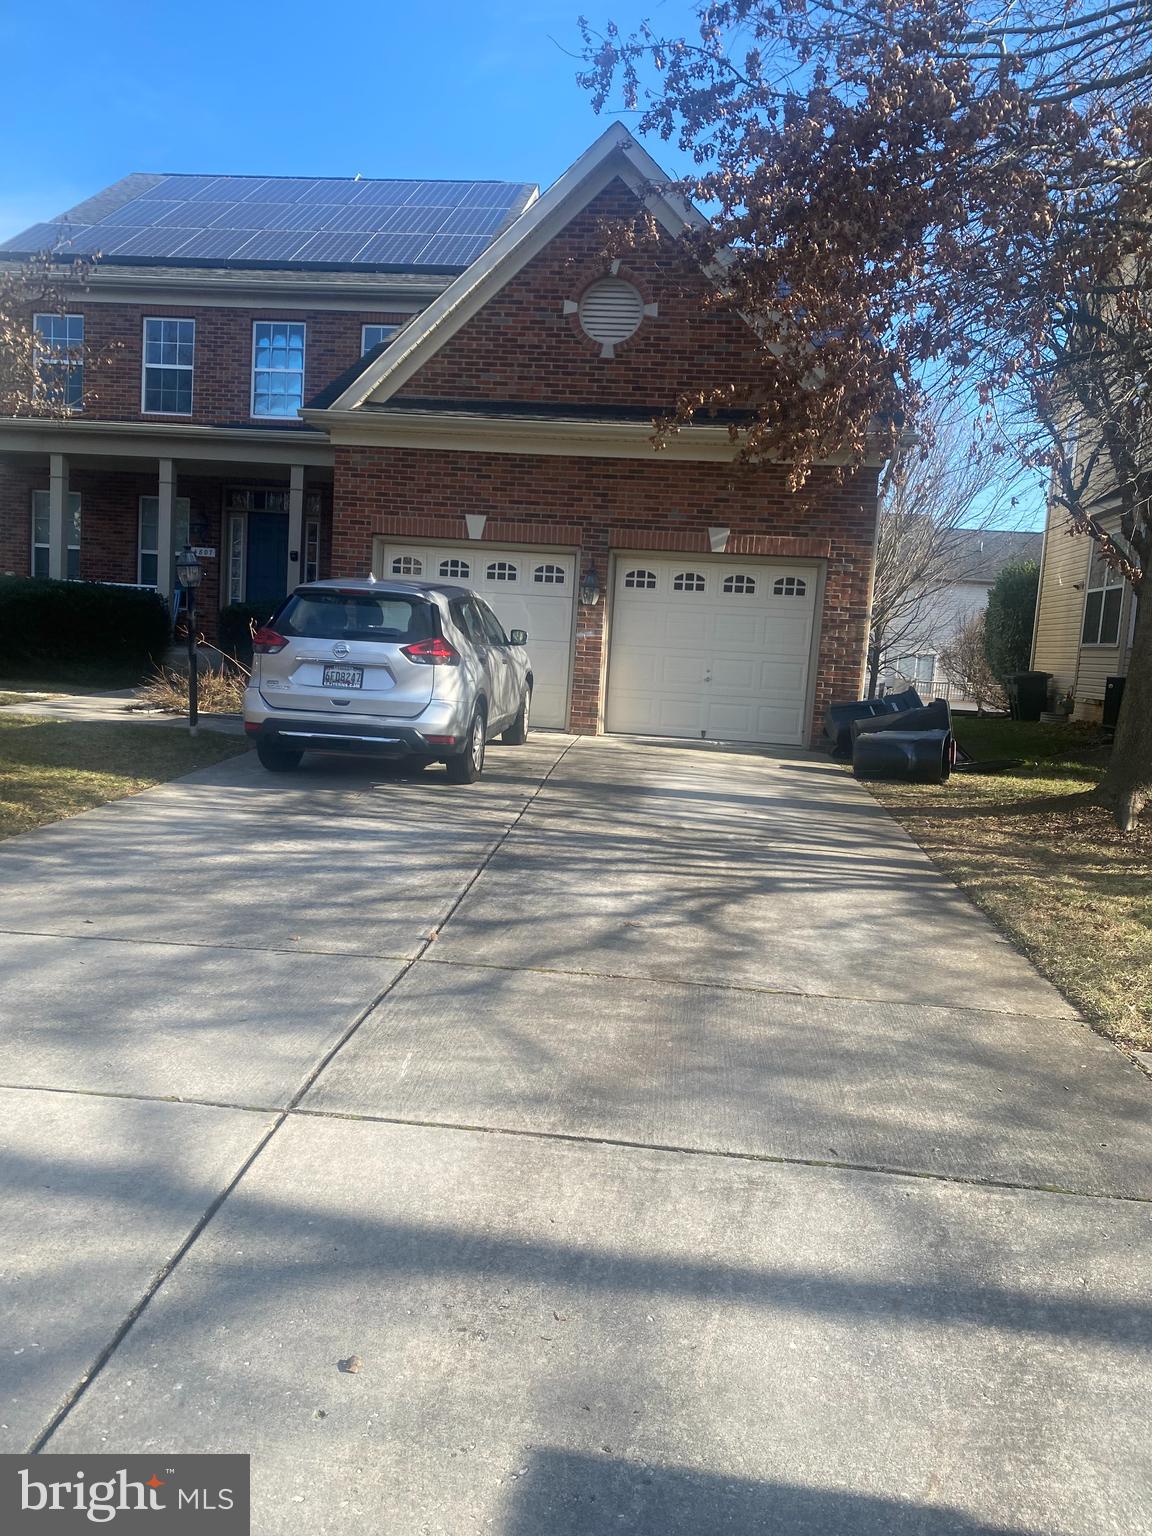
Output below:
[624,568,656,589]
[1082,546,1124,646]
[391,556,423,575]
[226,513,247,603]
[894,653,937,685]
[142,318,195,414]
[723,574,757,595]
[31,490,81,579]
[138,496,191,586]
[362,324,399,354]
[673,571,706,592]
[773,575,807,597]
[486,560,518,582]
[251,321,306,418]
[34,313,84,409]
[439,557,470,579]
[533,564,566,585]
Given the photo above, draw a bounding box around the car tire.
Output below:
[445,707,486,784]
[501,687,531,746]
[255,738,303,772]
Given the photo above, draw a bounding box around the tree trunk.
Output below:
[866,638,882,698]
[1093,586,1152,832]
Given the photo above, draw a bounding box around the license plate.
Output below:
[323,664,363,689]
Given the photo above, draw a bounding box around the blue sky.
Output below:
[0,0,697,239]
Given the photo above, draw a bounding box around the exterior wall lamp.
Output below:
[579,566,601,606]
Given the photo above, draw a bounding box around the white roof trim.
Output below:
[325,123,706,413]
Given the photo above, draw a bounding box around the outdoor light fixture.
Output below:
[579,566,601,606]
[174,545,203,736]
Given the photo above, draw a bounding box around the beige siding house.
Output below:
[1032,504,1136,720]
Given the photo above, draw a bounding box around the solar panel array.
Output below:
[0,173,538,270]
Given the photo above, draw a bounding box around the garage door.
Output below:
[377,542,576,727]
[605,557,818,745]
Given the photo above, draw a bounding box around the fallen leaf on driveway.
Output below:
[338,1355,363,1374]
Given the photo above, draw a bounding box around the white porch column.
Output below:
[156,458,176,600]
[47,453,69,579]
[286,464,305,592]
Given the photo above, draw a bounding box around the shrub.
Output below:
[137,666,246,715]
[218,601,274,669]
[984,559,1040,680]
[0,576,170,673]
[939,612,1008,713]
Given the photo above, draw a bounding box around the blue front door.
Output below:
[246,513,288,612]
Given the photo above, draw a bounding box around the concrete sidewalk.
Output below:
[0,735,1147,1534]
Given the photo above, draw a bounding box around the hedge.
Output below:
[984,559,1041,681]
[0,577,170,671]
[218,601,277,669]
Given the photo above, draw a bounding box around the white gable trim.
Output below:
[323,124,706,414]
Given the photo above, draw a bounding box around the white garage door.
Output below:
[606,557,818,745]
[377,542,576,727]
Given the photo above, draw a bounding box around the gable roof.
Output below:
[0,173,538,275]
[315,123,707,415]
[949,528,1043,582]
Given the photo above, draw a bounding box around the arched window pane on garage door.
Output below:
[439,558,470,579]
[723,574,756,595]
[391,555,422,576]
[673,571,706,592]
[534,564,566,585]
[773,575,807,597]
[486,560,518,582]
[624,568,657,589]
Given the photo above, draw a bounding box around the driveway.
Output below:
[0,734,1148,1534]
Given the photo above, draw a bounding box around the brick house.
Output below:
[0,125,881,745]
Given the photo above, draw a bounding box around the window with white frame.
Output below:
[1082,546,1124,646]
[226,512,247,604]
[362,324,399,354]
[533,564,566,585]
[624,568,656,589]
[486,560,518,582]
[142,319,194,414]
[893,653,936,686]
[773,575,807,597]
[34,314,84,409]
[138,496,191,586]
[391,555,423,576]
[31,490,81,579]
[723,574,756,595]
[673,571,706,592]
[304,514,320,584]
[439,557,470,579]
[252,322,306,418]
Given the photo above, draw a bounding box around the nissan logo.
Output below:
[332,642,350,659]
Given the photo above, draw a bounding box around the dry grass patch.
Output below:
[135,666,247,716]
[0,714,246,839]
[864,720,1151,1050]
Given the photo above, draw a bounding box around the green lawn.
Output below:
[0,715,246,840]
[862,718,1152,1050]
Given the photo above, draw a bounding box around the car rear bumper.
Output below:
[244,717,464,757]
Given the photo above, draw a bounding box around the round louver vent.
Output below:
[577,278,645,350]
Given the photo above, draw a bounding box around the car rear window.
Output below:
[276,590,437,644]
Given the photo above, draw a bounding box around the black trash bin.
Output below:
[1005,671,1052,722]
[852,729,953,784]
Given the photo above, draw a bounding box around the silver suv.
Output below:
[243,578,533,783]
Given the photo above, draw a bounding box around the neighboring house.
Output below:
[1031,504,1136,722]
[0,125,881,746]
[880,528,1041,701]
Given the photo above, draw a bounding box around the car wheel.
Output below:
[255,738,303,772]
[445,707,486,783]
[501,686,531,745]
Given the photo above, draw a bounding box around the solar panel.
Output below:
[413,233,493,267]
[3,171,537,267]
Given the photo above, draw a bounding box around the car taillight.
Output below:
[400,636,460,665]
[252,627,288,654]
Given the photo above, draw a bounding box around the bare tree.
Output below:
[0,254,97,417]
[939,611,1009,715]
[867,405,1025,695]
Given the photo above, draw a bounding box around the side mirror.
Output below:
[509,629,528,645]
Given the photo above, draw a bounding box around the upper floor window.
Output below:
[362,324,399,354]
[142,318,195,415]
[1082,546,1124,646]
[31,490,81,579]
[34,314,84,409]
[252,321,306,418]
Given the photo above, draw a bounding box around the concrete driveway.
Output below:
[0,734,1148,1534]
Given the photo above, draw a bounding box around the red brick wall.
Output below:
[398,178,772,408]
[66,304,409,426]
[333,444,878,743]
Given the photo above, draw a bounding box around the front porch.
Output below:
[0,419,335,637]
